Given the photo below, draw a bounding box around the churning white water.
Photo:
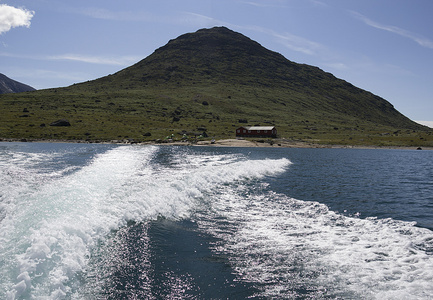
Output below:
[0,143,432,299]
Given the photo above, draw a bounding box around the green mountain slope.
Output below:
[0,27,431,146]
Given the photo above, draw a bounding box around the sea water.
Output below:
[0,142,432,299]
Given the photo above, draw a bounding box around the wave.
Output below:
[0,145,290,298]
[197,189,433,298]
[0,144,432,299]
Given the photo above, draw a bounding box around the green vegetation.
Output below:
[1,27,432,147]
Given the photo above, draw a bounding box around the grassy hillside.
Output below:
[0,27,431,146]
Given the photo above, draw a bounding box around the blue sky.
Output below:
[1,0,432,126]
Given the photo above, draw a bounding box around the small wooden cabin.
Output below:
[236,126,277,138]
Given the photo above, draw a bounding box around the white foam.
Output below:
[6,145,431,298]
[1,145,291,298]
[1,146,157,298]
[197,189,433,299]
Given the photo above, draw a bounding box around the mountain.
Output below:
[0,73,36,94]
[74,27,422,129]
[0,27,431,146]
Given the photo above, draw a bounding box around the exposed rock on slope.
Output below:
[0,73,36,94]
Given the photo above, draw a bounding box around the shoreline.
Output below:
[1,137,431,150]
[194,138,432,150]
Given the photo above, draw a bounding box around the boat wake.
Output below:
[0,145,432,299]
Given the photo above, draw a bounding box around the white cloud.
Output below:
[353,61,414,77]
[75,6,323,57]
[323,62,349,71]
[239,25,323,56]
[241,1,288,8]
[173,14,325,57]
[78,7,158,22]
[272,30,323,55]
[48,54,141,66]
[175,13,325,57]
[181,12,227,27]
[0,51,41,60]
[242,1,272,8]
[0,51,141,66]
[0,4,34,34]
[77,7,217,28]
[309,0,328,8]
[352,11,433,49]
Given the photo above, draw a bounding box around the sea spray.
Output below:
[2,146,159,298]
[0,145,292,298]
[1,143,432,299]
[196,189,433,298]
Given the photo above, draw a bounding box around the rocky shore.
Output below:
[1,137,431,150]
[194,139,432,150]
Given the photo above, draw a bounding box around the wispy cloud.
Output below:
[177,13,325,56]
[22,69,88,82]
[0,51,42,60]
[327,57,414,77]
[48,54,141,66]
[181,12,228,27]
[177,13,324,57]
[0,51,141,66]
[241,1,287,8]
[77,7,160,23]
[309,0,328,8]
[77,7,222,28]
[75,5,323,57]
[272,30,323,55]
[352,11,433,49]
[241,1,272,8]
[0,4,34,34]
[240,25,324,55]
[323,62,349,71]
[243,0,326,9]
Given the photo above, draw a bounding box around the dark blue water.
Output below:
[265,147,433,230]
[1,142,432,299]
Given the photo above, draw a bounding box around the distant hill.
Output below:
[0,27,431,146]
[0,73,36,94]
